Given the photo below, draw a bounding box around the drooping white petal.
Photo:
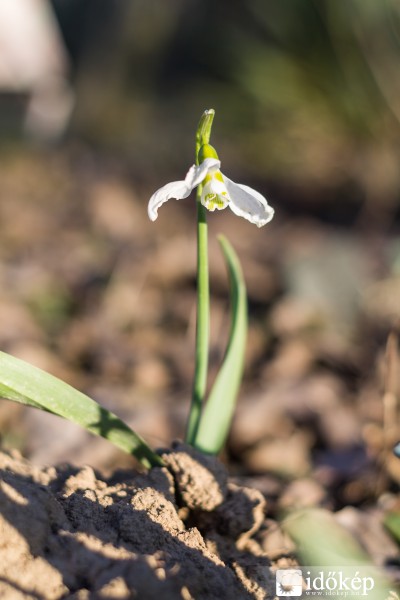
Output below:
[148,157,220,221]
[223,176,274,227]
[148,180,192,221]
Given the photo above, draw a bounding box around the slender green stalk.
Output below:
[193,235,248,454]
[186,195,208,443]
[185,109,215,444]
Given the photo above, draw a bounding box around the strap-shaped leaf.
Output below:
[0,351,162,469]
[193,234,247,454]
[283,509,393,596]
[384,511,400,544]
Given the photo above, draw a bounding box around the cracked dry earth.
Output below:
[0,443,295,599]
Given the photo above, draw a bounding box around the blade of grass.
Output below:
[193,234,247,454]
[283,508,394,598]
[0,351,163,469]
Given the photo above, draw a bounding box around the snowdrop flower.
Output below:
[148,144,274,227]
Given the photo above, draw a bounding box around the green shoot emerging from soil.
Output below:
[149,109,274,453]
[0,109,273,467]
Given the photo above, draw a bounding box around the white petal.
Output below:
[187,157,220,188]
[223,176,274,227]
[148,180,191,221]
[148,158,220,221]
[201,177,229,211]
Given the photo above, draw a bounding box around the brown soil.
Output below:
[0,443,295,600]
[0,149,400,599]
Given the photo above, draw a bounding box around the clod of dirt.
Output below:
[194,483,266,547]
[0,447,288,599]
[161,442,229,511]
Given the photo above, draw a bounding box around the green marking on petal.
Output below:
[201,170,230,211]
[202,193,228,211]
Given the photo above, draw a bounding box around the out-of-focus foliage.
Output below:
[49,0,400,213]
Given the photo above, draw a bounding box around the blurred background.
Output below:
[1,0,400,511]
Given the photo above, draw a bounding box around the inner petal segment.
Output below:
[201,176,229,212]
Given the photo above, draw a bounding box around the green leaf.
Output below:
[282,508,393,597]
[193,234,248,454]
[0,351,163,469]
[384,511,400,544]
[283,508,367,565]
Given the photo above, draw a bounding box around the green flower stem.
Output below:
[185,194,209,443]
[192,235,248,454]
[185,109,215,444]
